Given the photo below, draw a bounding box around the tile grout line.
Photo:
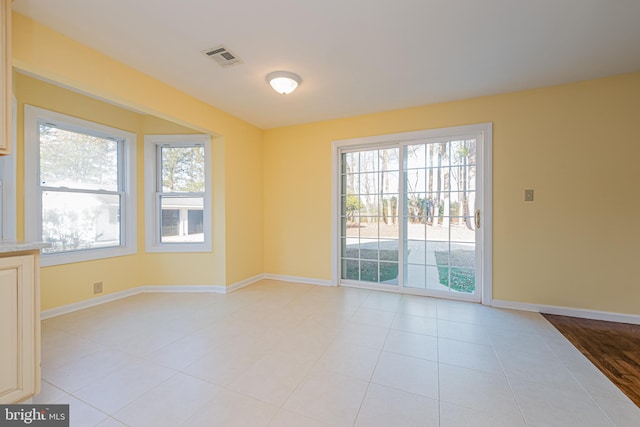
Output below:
[490,326,531,426]
[351,300,397,426]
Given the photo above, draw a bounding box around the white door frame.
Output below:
[331,123,492,305]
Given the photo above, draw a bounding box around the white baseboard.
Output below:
[42,278,640,325]
[41,275,265,320]
[140,285,227,294]
[263,273,333,287]
[492,299,640,325]
[227,274,265,293]
[41,288,142,319]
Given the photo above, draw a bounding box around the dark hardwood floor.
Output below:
[543,313,640,407]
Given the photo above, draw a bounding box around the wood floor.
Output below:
[543,313,640,407]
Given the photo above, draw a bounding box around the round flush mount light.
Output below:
[266,71,301,95]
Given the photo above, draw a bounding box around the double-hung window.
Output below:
[144,135,212,252]
[24,105,137,266]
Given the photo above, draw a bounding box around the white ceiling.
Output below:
[12,0,640,129]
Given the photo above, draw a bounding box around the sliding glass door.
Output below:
[336,124,490,302]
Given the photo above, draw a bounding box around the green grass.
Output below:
[343,249,398,284]
[434,250,475,293]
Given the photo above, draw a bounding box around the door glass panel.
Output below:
[404,139,477,294]
[340,148,400,285]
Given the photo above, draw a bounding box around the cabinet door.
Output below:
[0,255,36,403]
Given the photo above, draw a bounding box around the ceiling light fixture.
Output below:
[266,71,301,95]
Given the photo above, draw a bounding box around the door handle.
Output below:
[475,210,481,229]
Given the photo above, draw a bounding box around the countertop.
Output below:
[0,241,51,253]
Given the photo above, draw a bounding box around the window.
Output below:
[24,105,137,266]
[144,134,212,252]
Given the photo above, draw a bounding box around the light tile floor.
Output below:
[38,280,640,426]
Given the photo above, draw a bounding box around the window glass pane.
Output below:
[160,196,204,243]
[407,144,426,169]
[161,209,180,237]
[39,124,119,191]
[42,191,121,253]
[343,152,359,174]
[188,210,204,235]
[161,146,205,192]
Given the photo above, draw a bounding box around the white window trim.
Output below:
[0,95,17,240]
[24,105,137,266]
[144,134,212,253]
[331,123,493,305]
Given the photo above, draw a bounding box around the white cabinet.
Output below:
[0,252,40,403]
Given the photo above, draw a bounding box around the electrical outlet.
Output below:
[93,281,103,294]
[524,189,534,202]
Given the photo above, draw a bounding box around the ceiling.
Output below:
[12,0,640,130]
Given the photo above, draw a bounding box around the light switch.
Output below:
[524,189,534,202]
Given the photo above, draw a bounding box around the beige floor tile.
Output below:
[94,417,129,426]
[41,330,104,371]
[567,361,630,401]
[396,296,438,318]
[33,380,66,404]
[436,299,494,324]
[354,383,439,427]
[180,389,278,427]
[283,370,368,427]
[350,307,395,328]
[38,281,633,427]
[111,327,185,358]
[113,373,224,427]
[360,291,402,312]
[267,409,331,427]
[371,351,439,399]
[488,327,553,354]
[439,364,520,417]
[511,378,615,427]
[312,342,381,381]
[391,313,438,336]
[72,359,176,413]
[489,310,560,337]
[43,349,132,392]
[591,394,640,427]
[334,322,389,349]
[437,319,491,345]
[227,349,316,406]
[383,329,438,361]
[181,334,270,387]
[144,333,221,370]
[440,402,526,427]
[496,344,580,389]
[438,338,503,374]
[51,395,109,427]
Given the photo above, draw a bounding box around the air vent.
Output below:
[201,45,243,68]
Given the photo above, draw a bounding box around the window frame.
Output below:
[144,134,212,253]
[24,105,137,266]
[0,95,17,240]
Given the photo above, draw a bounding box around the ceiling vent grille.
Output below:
[201,45,243,68]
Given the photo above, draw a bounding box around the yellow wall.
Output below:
[13,11,640,317]
[263,72,640,316]
[14,73,227,309]
[13,13,264,309]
